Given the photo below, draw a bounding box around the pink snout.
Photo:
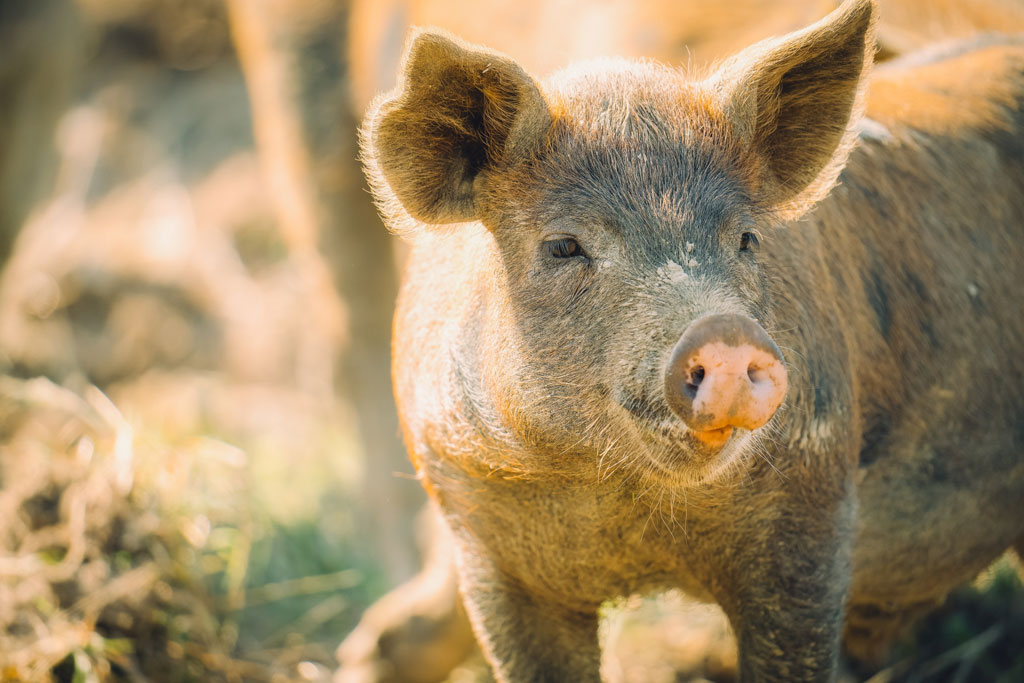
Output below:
[665,314,787,447]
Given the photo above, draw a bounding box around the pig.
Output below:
[356,0,1024,680]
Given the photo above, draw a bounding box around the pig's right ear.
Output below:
[362,29,551,228]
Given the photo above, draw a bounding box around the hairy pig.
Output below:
[359,0,1024,679]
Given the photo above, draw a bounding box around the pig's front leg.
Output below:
[456,549,602,683]
[725,501,855,682]
[733,595,846,682]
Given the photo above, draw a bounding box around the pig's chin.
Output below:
[636,422,754,486]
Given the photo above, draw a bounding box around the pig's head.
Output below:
[365,0,874,485]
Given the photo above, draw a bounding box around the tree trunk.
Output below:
[226,0,422,584]
[0,0,82,275]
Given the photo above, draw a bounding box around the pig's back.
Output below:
[809,36,1024,610]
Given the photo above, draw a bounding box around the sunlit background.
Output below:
[1,1,1022,682]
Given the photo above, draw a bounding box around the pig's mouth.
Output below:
[689,426,734,448]
[634,423,753,486]
[662,423,742,458]
[617,393,754,485]
[617,390,736,450]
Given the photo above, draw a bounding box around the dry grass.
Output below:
[0,376,353,682]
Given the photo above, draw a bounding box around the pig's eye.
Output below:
[739,231,760,253]
[544,237,587,260]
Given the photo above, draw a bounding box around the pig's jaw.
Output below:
[631,419,760,487]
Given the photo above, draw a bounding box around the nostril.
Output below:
[748,364,767,384]
[684,365,705,399]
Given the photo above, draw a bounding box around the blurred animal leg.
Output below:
[336,506,476,683]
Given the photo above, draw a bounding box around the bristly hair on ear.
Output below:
[704,0,877,220]
[361,28,551,237]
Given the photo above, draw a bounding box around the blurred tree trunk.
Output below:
[225,0,422,585]
[0,0,82,275]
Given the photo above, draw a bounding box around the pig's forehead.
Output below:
[530,65,749,244]
[531,148,748,250]
[534,59,748,221]
[540,58,726,143]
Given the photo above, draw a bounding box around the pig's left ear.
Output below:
[363,29,551,229]
[708,0,876,219]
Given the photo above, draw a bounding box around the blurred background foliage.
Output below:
[1,0,417,680]
[0,1,1022,682]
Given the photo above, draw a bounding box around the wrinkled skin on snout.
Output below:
[361,0,1024,680]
